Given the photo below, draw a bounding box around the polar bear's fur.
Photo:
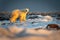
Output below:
[10,9,20,23]
[10,8,29,23]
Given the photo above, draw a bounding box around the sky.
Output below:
[0,0,60,12]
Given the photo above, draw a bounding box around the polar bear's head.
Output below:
[25,8,29,13]
[21,8,29,13]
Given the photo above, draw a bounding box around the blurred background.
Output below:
[0,0,60,20]
[0,0,60,12]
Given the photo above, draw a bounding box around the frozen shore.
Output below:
[0,27,60,40]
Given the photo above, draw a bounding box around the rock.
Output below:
[1,23,6,25]
[35,28,42,30]
[46,24,60,30]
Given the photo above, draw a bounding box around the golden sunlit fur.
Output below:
[10,8,29,23]
[10,9,20,23]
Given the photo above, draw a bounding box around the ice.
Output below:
[0,15,60,29]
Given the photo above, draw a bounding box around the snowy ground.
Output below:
[0,15,60,40]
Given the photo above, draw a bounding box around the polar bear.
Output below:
[10,8,29,23]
